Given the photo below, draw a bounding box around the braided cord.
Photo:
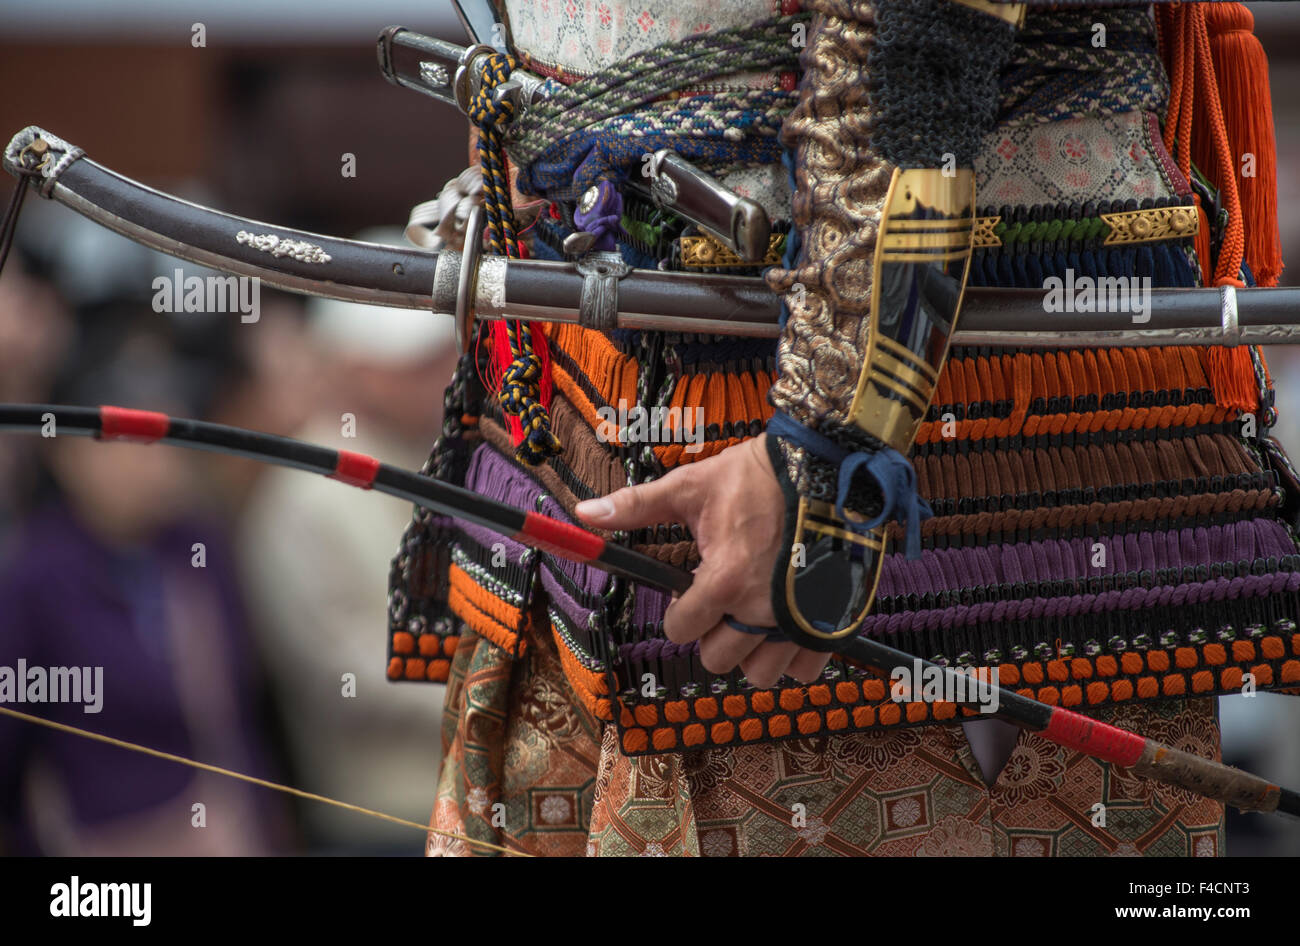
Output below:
[468,51,562,465]
[468,51,521,255]
[507,15,808,169]
[500,320,561,464]
[520,88,796,201]
[1000,10,1168,125]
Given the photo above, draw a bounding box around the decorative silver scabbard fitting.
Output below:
[1220,284,1241,346]
[3,126,84,196]
[575,252,632,332]
[235,231,332,264]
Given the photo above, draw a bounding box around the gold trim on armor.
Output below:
[870,346,934,399]
[866,363,930,414]
[802,499,886,548]
[876,250,972,263]
[679,232,785,269]
[880,229,975,251]
[874,333,939,382]
[887,218,975,231]
[783,498,887,641]
[971,206,1200,249]
[852,383,925,452]
[973,216,1002,247]
[850,167,975,454]
[1101,206,1200,245]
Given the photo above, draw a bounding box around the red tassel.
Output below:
[489,320,554,448]
[1201,3,1283,286]
[489,321,524,445]
[534,328,554,411]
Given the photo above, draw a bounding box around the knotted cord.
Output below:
[469,50,562,466]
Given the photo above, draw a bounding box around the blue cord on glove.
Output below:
[767,411,930,560]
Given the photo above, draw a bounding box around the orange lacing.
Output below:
[611,634,1300,754]
[916,346,1254,444]
[1156,3,1245,288]
[447,562,529,656]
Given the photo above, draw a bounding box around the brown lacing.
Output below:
[913,434,1254,501]
[631,540,700,569]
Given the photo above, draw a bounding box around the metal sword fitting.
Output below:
[377,27,547,115]
[574,251,633,331]
[1221,284,1241,345]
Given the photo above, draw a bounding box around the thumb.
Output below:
[575,474,693,531]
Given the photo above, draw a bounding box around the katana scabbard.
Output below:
[9,125,1300,346]
[3,126,439,310]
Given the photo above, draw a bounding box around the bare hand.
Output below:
[574,435,832,688]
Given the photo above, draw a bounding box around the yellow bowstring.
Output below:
[0,705,531,858]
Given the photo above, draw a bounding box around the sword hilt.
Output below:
[377,26,547,116]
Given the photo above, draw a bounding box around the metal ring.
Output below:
[455,203,485,354]
[1220,283,1240,345]
[453,43,496,113]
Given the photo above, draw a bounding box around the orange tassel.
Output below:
[1206,345,1257,414]
[1202,3,1283,287]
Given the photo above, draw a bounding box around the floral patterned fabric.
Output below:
[976,109,1175,208]
[502,0,791,88]
[428,622,603,857]
[429,624,1226,856]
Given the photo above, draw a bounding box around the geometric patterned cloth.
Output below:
[428,627,1225,856]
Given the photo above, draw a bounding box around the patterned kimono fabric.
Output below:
[398,5,1296,857]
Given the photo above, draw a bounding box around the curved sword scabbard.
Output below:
[3,126,440,311]
[9,126,1300,346]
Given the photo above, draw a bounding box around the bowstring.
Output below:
[0,705,531,858]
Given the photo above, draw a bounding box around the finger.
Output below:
[698,622,766,676]
[661,558,747,644]
[785,648,833,684]
[573,469,698,531]
[740,640,800,689]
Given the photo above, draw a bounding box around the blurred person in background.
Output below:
[0,249,74,543]
[239,235,459,854]
[0,315,294,855]
[203,289,321,514]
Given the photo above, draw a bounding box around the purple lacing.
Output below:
[540,566,598,632]
[862,571,1300,637]
[633,585,673,627]
[880,520,1296,592]
[464,443,610,596]
[458,519,528,565]
[618,636,701,662]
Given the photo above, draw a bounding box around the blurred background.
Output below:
[0,1,1297,856]
[0,0,468,856]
